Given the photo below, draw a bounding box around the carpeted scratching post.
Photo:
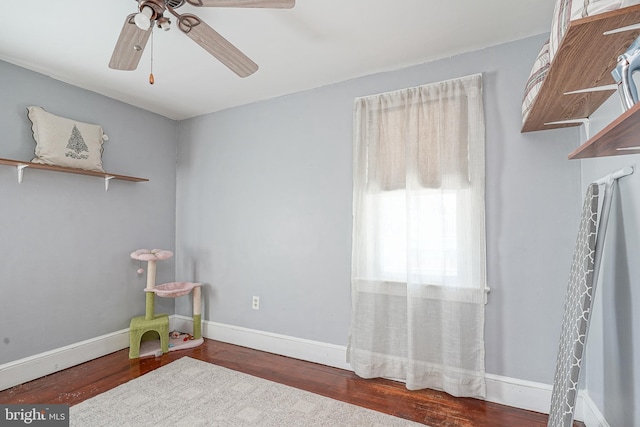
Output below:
[129,249,204,359]
[129,249,172,359]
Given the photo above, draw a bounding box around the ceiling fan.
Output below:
[109,0,295,78]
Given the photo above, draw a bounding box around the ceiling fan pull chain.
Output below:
[149,27,155,85]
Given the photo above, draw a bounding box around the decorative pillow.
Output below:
[522,39,551,124]
[27,106,107,172]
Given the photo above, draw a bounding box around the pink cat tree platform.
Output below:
[129,249,203,358]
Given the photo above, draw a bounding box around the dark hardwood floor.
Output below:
[0,339,584,427]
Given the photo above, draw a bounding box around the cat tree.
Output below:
[128,248,203,358]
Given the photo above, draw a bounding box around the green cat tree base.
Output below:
[129,249,204,359]
[129,314,169,358]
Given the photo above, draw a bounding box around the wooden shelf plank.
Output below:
[0,158,148,182]
[522,5,640,133]
[569,102,640,158]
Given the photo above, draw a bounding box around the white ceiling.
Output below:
[0,1,556,120]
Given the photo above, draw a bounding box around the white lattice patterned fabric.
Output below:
[548,184,599,427]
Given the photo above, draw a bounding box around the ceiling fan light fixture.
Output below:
[134,6,154,30]
[157,17,171,31]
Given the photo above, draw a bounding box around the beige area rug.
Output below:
[70,357,426,426]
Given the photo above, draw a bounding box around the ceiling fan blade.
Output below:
[178,14,258,77]
[185,0,294,8]
[108,14,152,71]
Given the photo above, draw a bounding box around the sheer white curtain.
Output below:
[347,74,487,397]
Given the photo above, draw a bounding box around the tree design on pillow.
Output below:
[65,125,89,160]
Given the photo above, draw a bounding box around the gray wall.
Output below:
[0,60,178,364]
[581,95,640,426]
[2,31,612,400]
[175,34,583,384]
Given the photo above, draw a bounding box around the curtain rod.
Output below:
[593,166,634,185]
[353,73,482,102]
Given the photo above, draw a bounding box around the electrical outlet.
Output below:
[252,296,260,310]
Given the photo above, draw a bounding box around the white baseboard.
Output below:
[483,377,604,426]
[0,329,129,392]
[578,390,610,427]
[485,373,553,415]
[171,315,351,371]
[0,315,610,427]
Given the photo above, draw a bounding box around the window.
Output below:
[368,189,460,283]
[352,75,486,296]
[348,74,487,397]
